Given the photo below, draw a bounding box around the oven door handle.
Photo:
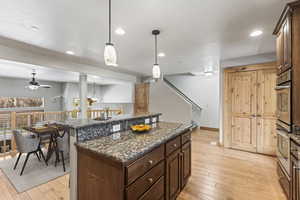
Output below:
[277,129,289,138]
[275,85,291,90]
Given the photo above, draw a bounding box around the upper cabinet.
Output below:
[275,12,292,74]
[274,1,300,128]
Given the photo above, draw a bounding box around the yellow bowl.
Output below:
[131,124,151,132]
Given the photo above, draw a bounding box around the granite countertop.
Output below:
[55,113,161,129]
[76,122,194,163]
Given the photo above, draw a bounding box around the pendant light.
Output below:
[152,30,161,79]
[104,0,118,67]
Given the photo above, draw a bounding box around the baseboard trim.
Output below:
[200,126,219,132]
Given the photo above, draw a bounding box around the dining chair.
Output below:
[13,130,47,176]
[54,128,69,172]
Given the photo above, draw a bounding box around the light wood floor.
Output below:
[0,129,286,200]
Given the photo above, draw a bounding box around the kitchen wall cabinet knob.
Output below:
[173,144,177,148]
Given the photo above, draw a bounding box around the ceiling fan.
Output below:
[26,70,52,90]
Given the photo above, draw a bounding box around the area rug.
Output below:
[0,154,70,193]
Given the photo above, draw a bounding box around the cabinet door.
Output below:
[230,71,257,152]
[166,149,181,200]
[291,156,300,200]
[283,15,292,72]
[276,28,284,74]
[256,69,277,155]
[181,142,191,189]
[134,83,149,114]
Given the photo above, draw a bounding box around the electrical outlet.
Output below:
[152,117,157,123]
[145,118,150,124]
[113,124,121,132]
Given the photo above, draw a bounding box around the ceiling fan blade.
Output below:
[39,85,52,88]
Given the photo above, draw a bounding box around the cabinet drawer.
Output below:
[126,145,164,185]
[166,136,181,156]
[126,161,164,200]
[139,176,164,200]
[181,131,191,145]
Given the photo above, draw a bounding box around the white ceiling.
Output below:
[0,0,290,75]
[0,59,131,85]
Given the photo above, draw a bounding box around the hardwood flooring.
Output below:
[0,129,286,200]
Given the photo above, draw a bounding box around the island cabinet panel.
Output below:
[166,148,182,200]
[126,144,164,185]
[77,148,124,200]
[77,128,193,200]
[181,142,191,189]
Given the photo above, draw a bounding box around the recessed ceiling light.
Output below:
[250,30,263,37]
[158,52,166,57]
[115,27,126,35]
[66,51,75,55]
[31,25,39,31]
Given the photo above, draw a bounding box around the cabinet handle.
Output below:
[148,178,153,183]
[293,166,300,170]
[148,160,153,165]
[173,143,177,148]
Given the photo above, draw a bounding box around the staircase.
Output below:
[163,77,202,125]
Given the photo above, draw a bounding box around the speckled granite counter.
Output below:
[76,122,194,163]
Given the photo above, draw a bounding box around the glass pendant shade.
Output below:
[104,43,117,67]
[152,64,161,79]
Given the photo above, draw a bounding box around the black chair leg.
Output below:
[60,151,66,172]
[35,152,41,162]
[38,147,48,166]
[54,151,59,167]
[13,153,22,170]
[20,153,31,176]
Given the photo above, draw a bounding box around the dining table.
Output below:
[23,124,67,163]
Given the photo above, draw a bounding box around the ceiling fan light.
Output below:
[152,64,161,79]
[204,71,213,76]
[28,85,39,90]
[104,43,118,67]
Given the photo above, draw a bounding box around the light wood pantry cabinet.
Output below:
[134,83,149,114]
[223,63,277,155]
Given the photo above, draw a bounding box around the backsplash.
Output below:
[76,114,160,142]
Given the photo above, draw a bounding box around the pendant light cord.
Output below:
[154,35,158,64]
[109,0,112,43]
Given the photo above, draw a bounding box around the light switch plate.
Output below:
[145,118,150,124]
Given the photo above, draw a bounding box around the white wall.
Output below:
[62,82,134,114]
[0,76,63,111]
[149,80,192,124]
[166,74,220,128]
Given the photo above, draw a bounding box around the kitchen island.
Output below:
[76,121,194,200]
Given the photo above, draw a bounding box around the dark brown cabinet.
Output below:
[77,129,193,200]
[166,148,181,200]
[165,132,192,200]
[181,142,191,189]
[276,15,292,75]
